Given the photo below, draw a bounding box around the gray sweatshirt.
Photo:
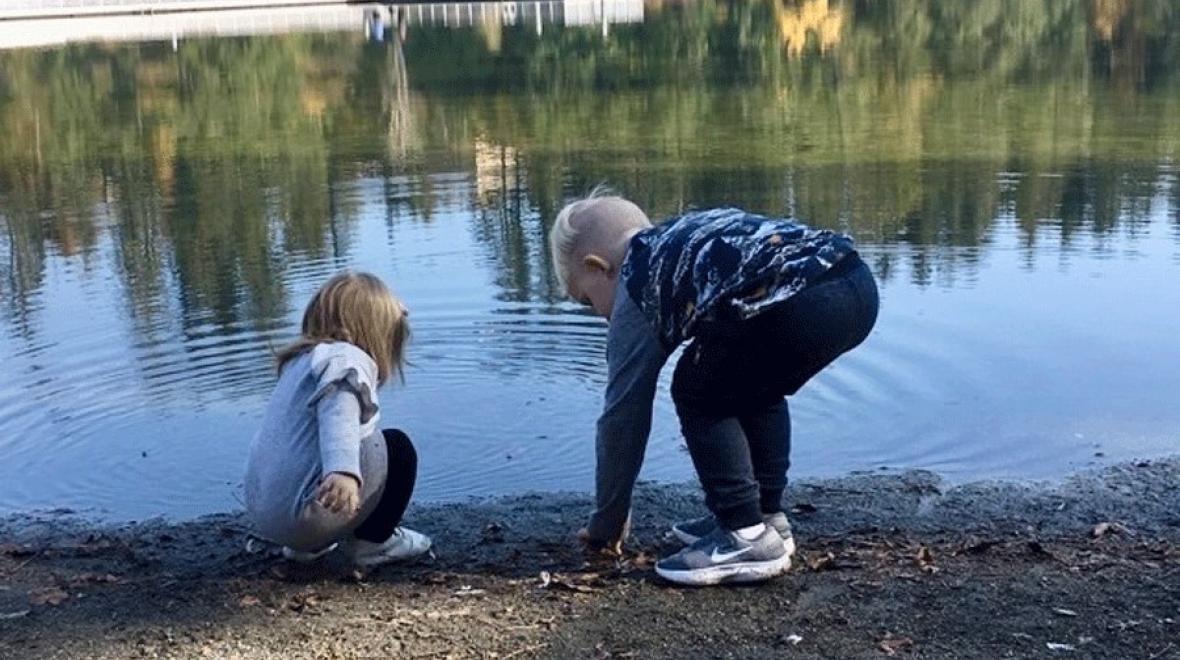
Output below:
[244,342,383,548]
[586,278,671,542]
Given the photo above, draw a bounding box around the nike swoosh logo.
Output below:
[710,546,754,563]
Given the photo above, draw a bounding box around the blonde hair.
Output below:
[276,272,410,385]
[548,186,649,295]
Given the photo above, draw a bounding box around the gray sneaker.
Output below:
[672,512,796,556]
[655,526,790,586]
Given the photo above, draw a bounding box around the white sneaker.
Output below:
[281,542,338,563]
[348,527,432,567]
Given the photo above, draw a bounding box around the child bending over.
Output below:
[549,192,878,586]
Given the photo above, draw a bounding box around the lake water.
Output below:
[1,0,1178,520]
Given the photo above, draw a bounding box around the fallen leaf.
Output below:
[538,571,596,593]
[878,634,914,655]
[288,591,321,612]
[0,610,30,620]
[1091,522,1129,538]
[68,573,121,587]
[452,586,486,598]
[1047,642,1077,652]
[1053,608,1079,617]
[238,595,261,608]
[74,537,119,556]
[623,551,657,571]
[29,588,69,607]
[807,552,836,572]
[915,546,938,573]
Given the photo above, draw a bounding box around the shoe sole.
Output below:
[655,553,791,586]
[281,542,338,563]
[351,539,433,568]
[673,528,797,558]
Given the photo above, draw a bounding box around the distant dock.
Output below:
[0,0,643,49]
[0,0,358,20]
[0,0,640,21]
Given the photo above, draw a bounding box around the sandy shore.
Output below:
[1,458,1178,659]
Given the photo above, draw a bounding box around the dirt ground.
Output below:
[1,459,1178,659]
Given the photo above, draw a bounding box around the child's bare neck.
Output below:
[608,227,642,265]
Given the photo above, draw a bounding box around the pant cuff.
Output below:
[715,500,763,531]
[760,489,785,514]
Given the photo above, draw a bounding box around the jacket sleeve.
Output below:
[315,386,366,486]
[585,290,669,542]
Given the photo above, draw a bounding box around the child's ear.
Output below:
[583,254,612,274]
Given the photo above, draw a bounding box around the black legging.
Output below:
[353,428,418,543]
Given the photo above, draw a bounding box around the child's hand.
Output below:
[316,472,360,515]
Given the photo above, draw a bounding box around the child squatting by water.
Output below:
[550,191,879,586]
[244,272,431,567]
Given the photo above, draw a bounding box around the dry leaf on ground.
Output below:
[915,546,938,573]
[538,571,597,593]
[878,634,914,656]
[1092,522,1129,538]
[622,551,656,571]
[29,587,69,607]
[68,573,121,587]
[807,552,837,571]
[453,586,487,597]
[288,590,323,612]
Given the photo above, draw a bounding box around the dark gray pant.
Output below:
[670,254,879,530]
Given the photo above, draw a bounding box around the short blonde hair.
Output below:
[276,272,410,385]
[548,186,648,295]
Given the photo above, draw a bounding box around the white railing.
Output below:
[0,0,346,19]
[0,0,644,49]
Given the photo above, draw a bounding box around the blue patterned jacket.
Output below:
[621,208,856,349]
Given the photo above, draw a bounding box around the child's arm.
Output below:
[314,386,366,514]
[584,294,668,548]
